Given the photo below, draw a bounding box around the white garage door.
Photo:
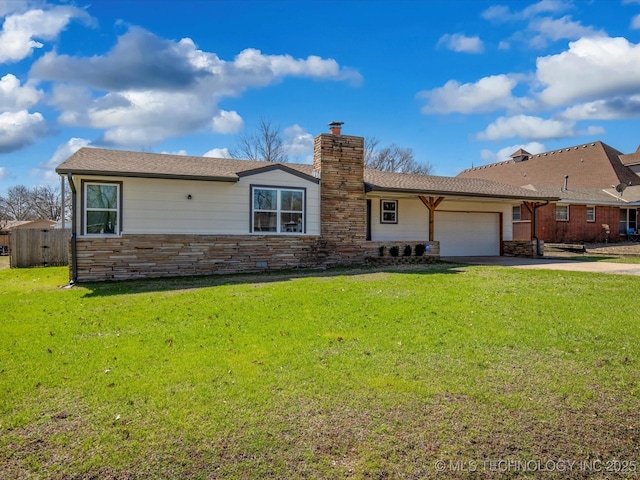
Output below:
[435,211,500,256]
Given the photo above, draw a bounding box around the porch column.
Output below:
[419,196,444,241]
[523,202,535,240]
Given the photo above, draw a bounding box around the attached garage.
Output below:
[435,211,500,256]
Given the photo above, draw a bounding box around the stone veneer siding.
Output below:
[72,235,440,281]
[503,240,542,257]
[73,234,327,281]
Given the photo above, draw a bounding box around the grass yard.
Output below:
[1,263,639,479]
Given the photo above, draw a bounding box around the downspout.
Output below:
[66,173,78,284]
[532,200,549,257]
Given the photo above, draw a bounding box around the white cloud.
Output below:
[632,14,640,29]
[212,110,243,134]
[0,110,47,152]
[0,5,92,63]
[476,114,575,141]
[0,73,42,111]
[31,27,361,148]
[283,124,314,161]
[0,166,6,180]
[41,137,90,170]
[203,147,231,158]
[528,15,605,48]
[161,149,187,156]
[418,74,518,114]
[437,33,484,53]
[33,137,90,183]
[537,37,640,107]
[561,95,640,120]
[482,1,570,22]
[480,141,546,163]
[498,41,511,50]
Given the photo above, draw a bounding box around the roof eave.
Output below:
[365,184,559,201]
[55,168,239,183]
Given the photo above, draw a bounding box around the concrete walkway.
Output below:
[441,256,640,276]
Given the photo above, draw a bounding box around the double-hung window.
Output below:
[380,200,398,224]
[512,205,522,221]
[252,186,305,233]
[555,205,569,221]
[586,206,595,222]
[84,182,121,235]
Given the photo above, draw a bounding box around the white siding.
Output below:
[370,197,429,241]
[74,170,320,236]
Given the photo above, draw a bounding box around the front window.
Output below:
[380,200,398,224]
[586,206,595,223]
[252,186,304,233]
[84,182,120,235]
[555,205,569,221]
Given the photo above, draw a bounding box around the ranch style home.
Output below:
[457,142,640,244]
[56,123,558,282]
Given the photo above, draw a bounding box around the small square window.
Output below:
[556,205,569,221]
[380,200,397,224]
[586,206,595,222]
[512,205,522,221]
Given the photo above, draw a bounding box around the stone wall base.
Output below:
[503,240,543,258]
[72,235,441,282]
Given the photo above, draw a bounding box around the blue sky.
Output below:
[2,0,640,195]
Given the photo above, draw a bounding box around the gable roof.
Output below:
[458,141,640,189]
[56,146,557,202]
[56,147,318,183]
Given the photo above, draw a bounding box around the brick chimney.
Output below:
[313,122,366,264]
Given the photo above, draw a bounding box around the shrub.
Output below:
[403,245,412,257]
[378,245,387,257]
[389,246,400,257]
[415,244,426,256]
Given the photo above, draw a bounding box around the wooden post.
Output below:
[419,195,444,241]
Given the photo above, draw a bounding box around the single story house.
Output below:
[457,142,640,243]
[56,124,557,282]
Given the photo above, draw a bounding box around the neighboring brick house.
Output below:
[56,124,557,282]
[457,141,640,243]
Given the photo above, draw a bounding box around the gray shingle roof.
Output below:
[364,169,558,200]
[56,147,558,201]
[520,184,640,204]
[56,147,317,182]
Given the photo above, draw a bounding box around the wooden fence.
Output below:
[10,229,71,268]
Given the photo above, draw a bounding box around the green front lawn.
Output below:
[1,264,638,479]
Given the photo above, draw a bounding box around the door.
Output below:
[435,211,500,256]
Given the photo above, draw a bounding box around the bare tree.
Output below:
[365,136,432,175]
[231,118,288,163]
[30,185,62,221]
[0,184,63,222]
[0,185,34,221]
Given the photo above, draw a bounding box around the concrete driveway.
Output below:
[441,256,640,276]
